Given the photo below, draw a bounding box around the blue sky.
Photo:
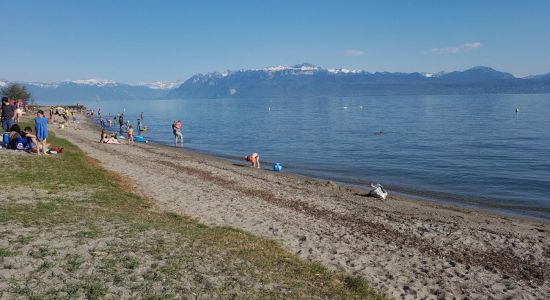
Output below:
[1,0,549,83]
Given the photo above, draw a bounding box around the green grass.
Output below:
[0,120,385,299]
[0,247,17,257]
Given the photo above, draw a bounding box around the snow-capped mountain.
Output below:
[68,79,117,87]
[136,80,183,90]
[168,63,550,98]
[0,79,180,102]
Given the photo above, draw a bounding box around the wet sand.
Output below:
[52,117,550,299]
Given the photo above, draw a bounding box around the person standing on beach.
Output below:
[34,110,48,155]
[118,113,124,131]
[172,120,183,147]
[14,102,23,124]
[127,125,134,143]
[1,97,16,131]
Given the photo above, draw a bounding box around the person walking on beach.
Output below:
[1,97,15,131]
[172,120,183,147]
[34,110,48,155]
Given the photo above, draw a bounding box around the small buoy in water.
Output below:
[343,106,348,109]
[273,163,282,172]
[515,108,519,113]
[359,106,363,109]
[268,107,271,111]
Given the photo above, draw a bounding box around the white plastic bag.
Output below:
[368,183,388,200]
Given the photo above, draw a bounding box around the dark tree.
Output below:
[1,83,32,101]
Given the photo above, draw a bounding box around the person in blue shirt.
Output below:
[34,110,48,155]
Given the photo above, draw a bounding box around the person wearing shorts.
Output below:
[34,110,49,155]
[244,153,260,168]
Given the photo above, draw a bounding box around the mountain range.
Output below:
[0,79,181,102]
[167,64,550,98]
[2,64,550,102]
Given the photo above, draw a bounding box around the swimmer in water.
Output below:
[244,153,260,168]
[374,130,384,135]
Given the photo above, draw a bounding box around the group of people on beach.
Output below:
[87,107,260,168]
[89,108,185,147]
[1,97,50,155]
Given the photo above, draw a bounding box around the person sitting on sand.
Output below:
[21,127,39,153]
[99,129,122,144]
[244,153,260,168]
[7,124,23,149]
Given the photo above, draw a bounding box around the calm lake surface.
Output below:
[55,94,550,219]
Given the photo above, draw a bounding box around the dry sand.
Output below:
[52,117,550,300]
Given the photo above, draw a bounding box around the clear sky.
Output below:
[1,0,549,83]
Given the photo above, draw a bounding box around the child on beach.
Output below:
[244,153,260,168]
[127,125,134,143]
[172,120,183,147]
[34,110,49,155]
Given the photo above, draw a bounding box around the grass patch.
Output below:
[65,254,84,272]
[29,246,56,259]
[0,118,384,299]
[0,247,17,257]
[12,235,34,245]
[37,260,55,271]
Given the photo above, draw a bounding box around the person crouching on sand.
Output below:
[244,153,260,168]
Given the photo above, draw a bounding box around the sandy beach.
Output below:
[51,117,550,300]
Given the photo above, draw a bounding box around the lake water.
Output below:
[53,94,550,219]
